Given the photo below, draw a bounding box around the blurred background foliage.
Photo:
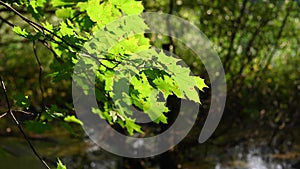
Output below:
[145,0,300,142]
[0,0,299,169]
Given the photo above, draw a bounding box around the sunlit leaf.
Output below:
[56,158,67,169]
[64,115,83,125]
[12,26,29,37]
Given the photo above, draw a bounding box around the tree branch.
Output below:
[261,2,292,73]
[0,15,63,64]
[224,0,248,72]
[0,112,7,118]
[33,41,46,118]
[0,1,121,67]
[0,76,51,169]
[0,1,81,52]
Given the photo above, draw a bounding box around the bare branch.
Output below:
[0,112,7,118]
[33,41,46,118]
[12,110,34,115]
[0,76,51,169]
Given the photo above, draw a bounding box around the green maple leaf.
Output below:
[153,75,174,98]
[194,76,208,91]
[59,22,73,36]
[55,7,74,18]
[41,21,53,32]
[12,26,29,37]
[119,1,144,15]
[172,69,207,103]
[64,115,83,125]
[52,0,73,7]
[56,159,67,169]
[125,118,143,135]
[145,90,169,123]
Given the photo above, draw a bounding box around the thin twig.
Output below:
[0,1,41,31]
[0,1,121,66]
[0,112,7,118]
[1,110,34,118]
[0,15,63,64]
[33,41,46,117]
[0,1,80,52]
[12,110,34,115]
[166,0,175,53]
[0,15,14,27]
[38,39,63,64]
[0,76,51,169]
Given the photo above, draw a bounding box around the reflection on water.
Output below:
[1,118,299,169]
[215,146,296,169]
